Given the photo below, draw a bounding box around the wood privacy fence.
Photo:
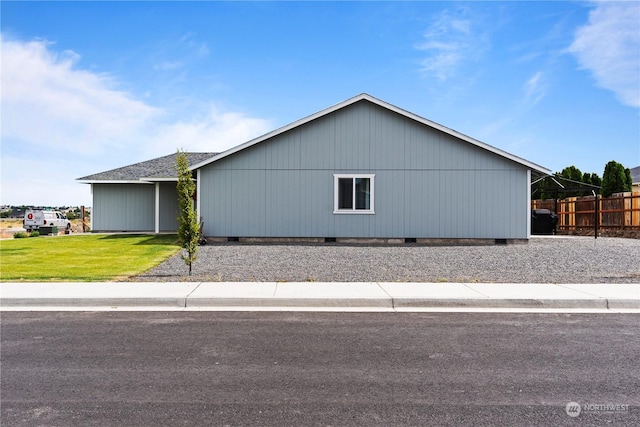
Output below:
[532,192,640,231]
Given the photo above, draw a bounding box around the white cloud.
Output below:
[153,61,184,71]
[179,31,209,58]
[524,71,547,105]
[149,106,271,157]
[415,7,489,81]
[0,35,271,206]
[569,1,640,108]
[1,36,161,154]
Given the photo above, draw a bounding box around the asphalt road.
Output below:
[1,312,638,426]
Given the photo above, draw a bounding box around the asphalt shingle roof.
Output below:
[631,166,640,185]
[78,152,217,181]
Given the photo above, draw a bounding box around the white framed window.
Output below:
[333,174,375,214]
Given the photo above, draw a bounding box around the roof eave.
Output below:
[76,179,154,184]
[139,177,179,182]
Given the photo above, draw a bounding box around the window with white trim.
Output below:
[333,174,375,214]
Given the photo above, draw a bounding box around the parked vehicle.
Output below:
[23,209,71,231]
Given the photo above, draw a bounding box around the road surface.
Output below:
[2,312,638,426]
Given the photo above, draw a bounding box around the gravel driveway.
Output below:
[137,236,640,284]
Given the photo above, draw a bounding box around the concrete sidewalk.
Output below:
[1,282,638,311]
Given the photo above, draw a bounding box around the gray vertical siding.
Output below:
[93,184,155,231]
[158,182,179,231]
[199,100,530,239]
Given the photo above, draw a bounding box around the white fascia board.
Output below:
[189,93,552,175]
[76,180,154,184]
[139,177,179,182]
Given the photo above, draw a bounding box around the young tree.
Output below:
[601,160,629,197]
[175,150,200,275]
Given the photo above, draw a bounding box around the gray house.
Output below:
[80,94,550,241]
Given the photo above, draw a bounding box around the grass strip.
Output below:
[0,234,181,281]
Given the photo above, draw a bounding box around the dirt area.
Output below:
[0,219,87,239]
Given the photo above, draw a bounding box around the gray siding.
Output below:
[199,101,530,239]
[158,182,179,231]
[93,184,155,231]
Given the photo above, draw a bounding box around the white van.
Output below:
[23,209,71,231]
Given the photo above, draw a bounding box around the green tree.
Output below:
[582,172,602,187]
[560,166,583,182]
[559,166,583,197]
[581,172,602,196]
[531,167,603,201]
[601,160,630,197]
[175,150,199,275]
[587,173,602,189]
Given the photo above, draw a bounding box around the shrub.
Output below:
[13,231,28,238]
[30,231,40,237]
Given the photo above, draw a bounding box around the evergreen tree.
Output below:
[558,166,582,198]
[601,160,628,197]
[175,150,200,275]
[531,168,602,201]
[584,173,602,196]
[582,172,591,186]
[561,166,583,182]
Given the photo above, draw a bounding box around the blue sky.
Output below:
[2,1,639,206]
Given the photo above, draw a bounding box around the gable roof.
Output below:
[190,93,551,174]
[77,152,217,183]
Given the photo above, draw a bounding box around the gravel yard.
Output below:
[137,236,640,283]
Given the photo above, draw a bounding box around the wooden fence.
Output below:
[532,192,640,231]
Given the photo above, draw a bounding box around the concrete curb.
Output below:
[186,297,393,308]
[391,298,611,309]
[1,282,638,310]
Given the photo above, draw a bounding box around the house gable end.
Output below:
[198,99,530,173]
[191,94,550,175]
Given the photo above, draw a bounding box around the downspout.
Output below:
[155,182,160,234]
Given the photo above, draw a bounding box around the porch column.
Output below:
[155,182,160,234]
[526,169,531,239]
[90,184,94,232]
[196,169,201,221]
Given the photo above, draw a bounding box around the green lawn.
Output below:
[0,234,181,281]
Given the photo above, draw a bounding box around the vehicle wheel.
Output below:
[66,223,71,230]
